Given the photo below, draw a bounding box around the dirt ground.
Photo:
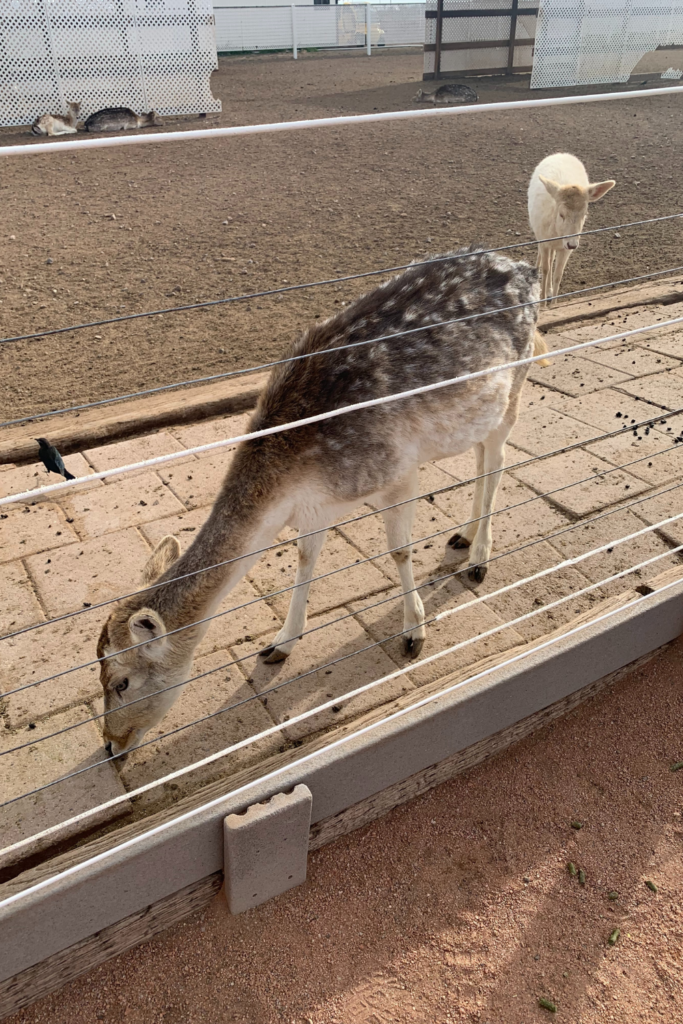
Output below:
[9,636,683,1024]
[1,51,682,424]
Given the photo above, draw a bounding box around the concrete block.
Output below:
[248,528,389,620]
[0,454,101,501]
[585,343,679,376]
[0,504,79,565]
[544,388,678,435]
[545,507,678,586]
[84,431,194,482]
[164,450,236,510]
[350,576,525,688]
[233,608,405,741]
[508,405,599,456]
[139,506,210,549]
[25,528,152,618]
[169,412,252,451]
[585,428,683,487]
[0,562,44,635]
[0,705,130,871]
[511,448,648,517]
[2,611,102,727]
[224,785,312,914]
[58,472,185,540]
[526,353,634,396]
[618,367,683,410]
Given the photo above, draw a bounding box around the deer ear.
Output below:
[128,607,167,656]
[539,175,561,198]
[141,535,180,586]
[587,179,616,202]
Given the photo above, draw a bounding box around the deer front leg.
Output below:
[539,245,554,303]
[551,248,571,306]
[467,433,506,585]
[381,471,425,659]
[448,442,484,550]
[260,527,328,663]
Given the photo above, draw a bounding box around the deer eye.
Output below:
[115,678,129,694]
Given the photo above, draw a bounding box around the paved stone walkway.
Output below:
[2,298,683,864]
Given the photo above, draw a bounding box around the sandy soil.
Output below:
[9,637,683,1024]
[1,51,682,424]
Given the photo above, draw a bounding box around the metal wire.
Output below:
[3,229,682,431]
[4,436,681,706]
[2,537,679,815]
[4,310,683,508]
[3,399,678,647]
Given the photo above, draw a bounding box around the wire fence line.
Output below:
[3,502,682,765]
[4,400,680,648]
[5,436,683,708]
[2,537,680,842]
[4,257,683,434]
[3,311,683,508]
[3,84,683,162]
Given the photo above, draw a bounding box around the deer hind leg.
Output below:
[380,470,425,659]
[447,442,485,550]
[260,526,328,663]
[551,248,571,306]
[467,431,507,585]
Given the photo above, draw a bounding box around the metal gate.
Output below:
[424,0,537,79]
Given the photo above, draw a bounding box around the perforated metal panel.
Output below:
[531,0,683,88]
[213,4,425,55]
[0,0,221,129]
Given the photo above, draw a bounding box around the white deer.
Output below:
[528,153,616,303]
[97,247,543,755]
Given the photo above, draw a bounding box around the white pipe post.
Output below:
[292,5,297,59]
[366,2,371,55]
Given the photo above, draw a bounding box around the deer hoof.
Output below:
[262,646,289,664]
[403,635,425,659]
[448,533,470,549]
[467,564,487,585]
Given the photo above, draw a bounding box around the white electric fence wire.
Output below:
[2,85,683,159]
[3,312,683,508]
[4,399,679,647]
[5,440,682,700]
[3,559,682,898]
[3,505,682,763]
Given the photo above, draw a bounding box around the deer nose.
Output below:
[105,740,113,756]
[567,240,578,250]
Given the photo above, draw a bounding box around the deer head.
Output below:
[539,176,615,250]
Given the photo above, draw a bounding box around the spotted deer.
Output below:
[528,153,616,303]
[98,247,541,754]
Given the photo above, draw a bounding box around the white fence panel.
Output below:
[0,0,221,128]
[213,3,425,53]
[532,0,683,88]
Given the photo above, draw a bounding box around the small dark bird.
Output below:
[36,438,75,480]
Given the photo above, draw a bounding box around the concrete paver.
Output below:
[58,471,185,539]
[526,353,634,396]
[350,576,526,689]
[617,367,683,410]
[0,562,44,634]
[585,343,679,376]
[508,404,600,456]
[24,528,152,618]
[511,448,649,517]
[585,428,683,487]
[84,431,194,482]
[0,503,79,564]
[0,453,100,501]
[0,705,130,864]
[1,612,103,727]
[544,388,680,435]
[232,608,406,741]
[164,450,235,510]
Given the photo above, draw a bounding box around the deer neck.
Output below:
[148,455,290,648]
